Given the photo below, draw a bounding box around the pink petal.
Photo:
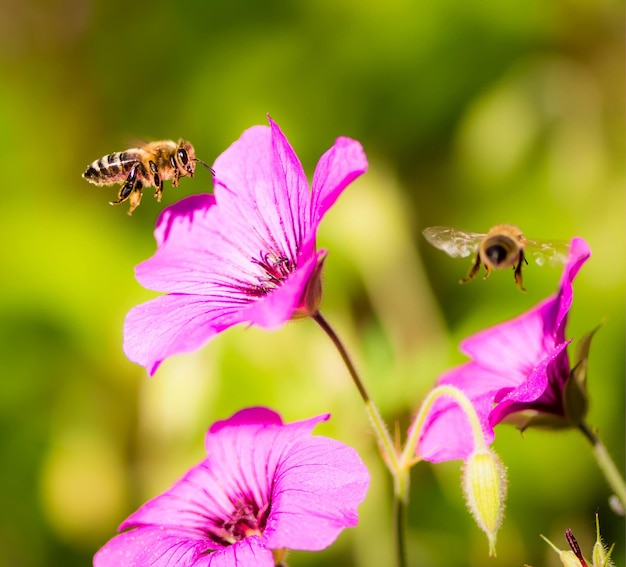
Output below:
[417,364,499,462]
[209,407,284,434]
[121,461,242,533]
[138,193,292,298]
[123,294,244,376]
[94,528,273,567]
[459,297,557,380]
[153,193,216,249]
[203,413,331,498]
[438,361,520,394]
[553,237,591,340]
[264,437,370,550]
[311,136,368,225]
[489,342,570,424]
[211,118,311,267]
[204,538,274,567]
[126,413,332,533]
[126,251,325,375]
[136,194,228,295]
[417,395,495,462]
[93,529,204,567]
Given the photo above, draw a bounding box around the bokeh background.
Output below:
[0,0,623,565]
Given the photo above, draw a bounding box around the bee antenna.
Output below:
[194,158,215,174]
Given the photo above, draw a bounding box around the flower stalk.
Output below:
[578,421,626,511]
[311,311,407,567]
[405,385,507,556]
[312,312,398,470]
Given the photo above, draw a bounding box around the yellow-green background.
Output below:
[1,0,623,566]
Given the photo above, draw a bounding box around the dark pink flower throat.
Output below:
[249,250,297,296]
[207,500,270,546]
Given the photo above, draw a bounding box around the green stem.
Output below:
[312,311,406,567]
[311,311,399,471]
[578,421,626,509]
[393,478,409,567]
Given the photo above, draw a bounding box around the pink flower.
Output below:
[94,407,370,567]
[417,238,591,462]
[124,118,368,374]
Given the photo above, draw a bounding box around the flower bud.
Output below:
[462,448,507,556]
[592,514,615,567]
[564,327,600,425]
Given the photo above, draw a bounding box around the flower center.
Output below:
[207,501,270,546]
[248,250,296,296]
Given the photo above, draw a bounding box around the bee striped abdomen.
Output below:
[83,151,141,184]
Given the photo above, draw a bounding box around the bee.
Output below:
[422,224,569,291]
[82,139,213,214]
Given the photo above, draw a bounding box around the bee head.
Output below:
[174,140,197,177]
[175,139,214,178]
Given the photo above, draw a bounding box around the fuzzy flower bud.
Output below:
[462,448,507,556]
[592,514,615,567]
[592,539,612,567]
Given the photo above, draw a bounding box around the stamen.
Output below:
[247,250,296,296]
[205,499,269,546]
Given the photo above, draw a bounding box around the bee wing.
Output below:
[422,226,484,258]
[524,238,571,267]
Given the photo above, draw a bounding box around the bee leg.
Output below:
[460,255,482,284]
[513,251,527,292]
[127,181,143,215]
[110,162,142,205]
[170,155,181,188]
[148,160,164,202]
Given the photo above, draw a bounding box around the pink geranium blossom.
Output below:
[417,237,591,462]
[94,407,370,567]
[124,118,368,374]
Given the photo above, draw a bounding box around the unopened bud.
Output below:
[462,449,507,556]
[592,514,615,567]
[592,544,611,567]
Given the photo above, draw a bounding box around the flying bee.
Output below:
[82,139,214,214]
[422,224,569,291]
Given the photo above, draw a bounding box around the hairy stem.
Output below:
[579,421,626,510]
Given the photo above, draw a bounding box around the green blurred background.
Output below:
[0,0,623,565]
